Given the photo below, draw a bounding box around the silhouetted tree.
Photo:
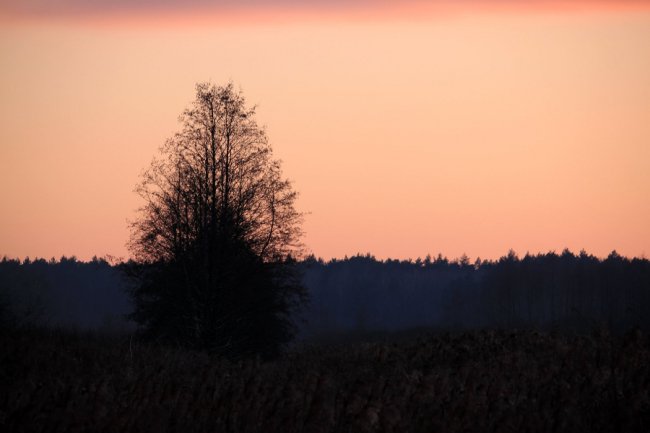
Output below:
[128,82,305,358]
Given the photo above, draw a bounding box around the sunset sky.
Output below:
[1,1,649,262]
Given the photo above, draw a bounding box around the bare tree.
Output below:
[128,82,305,357]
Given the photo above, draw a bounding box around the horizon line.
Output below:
[2,248,646,265]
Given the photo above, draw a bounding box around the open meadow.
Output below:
[2,328,649,433]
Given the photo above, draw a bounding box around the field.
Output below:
[1,328,649,433]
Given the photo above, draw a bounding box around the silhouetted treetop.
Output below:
[130,82,302,264]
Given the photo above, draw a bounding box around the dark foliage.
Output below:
[127,82,305,358]
[1,249,648,337]
[300,250,650,335]
[0,256,131,331]
[126,253,305,359]
[2,328,649,433]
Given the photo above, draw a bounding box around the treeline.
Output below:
[300,250,650,336]
[0,256,132,331]
[1,250,649,335]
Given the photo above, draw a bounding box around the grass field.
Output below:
[1,328,649,432]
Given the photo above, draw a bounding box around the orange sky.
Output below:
[1,1,649,261]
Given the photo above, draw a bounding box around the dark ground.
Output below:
[1,328,649,433]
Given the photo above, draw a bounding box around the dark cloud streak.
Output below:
[1,1,647,21]
[0,0,650,16]
[2,0,377,17]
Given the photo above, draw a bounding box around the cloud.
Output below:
[5,0,349,15]
[1,1,647,22]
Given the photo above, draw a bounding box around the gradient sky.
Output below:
[1,1,649,261]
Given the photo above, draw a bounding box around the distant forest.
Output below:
[1,250,649,336]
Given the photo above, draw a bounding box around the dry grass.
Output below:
[1,328,649,433]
